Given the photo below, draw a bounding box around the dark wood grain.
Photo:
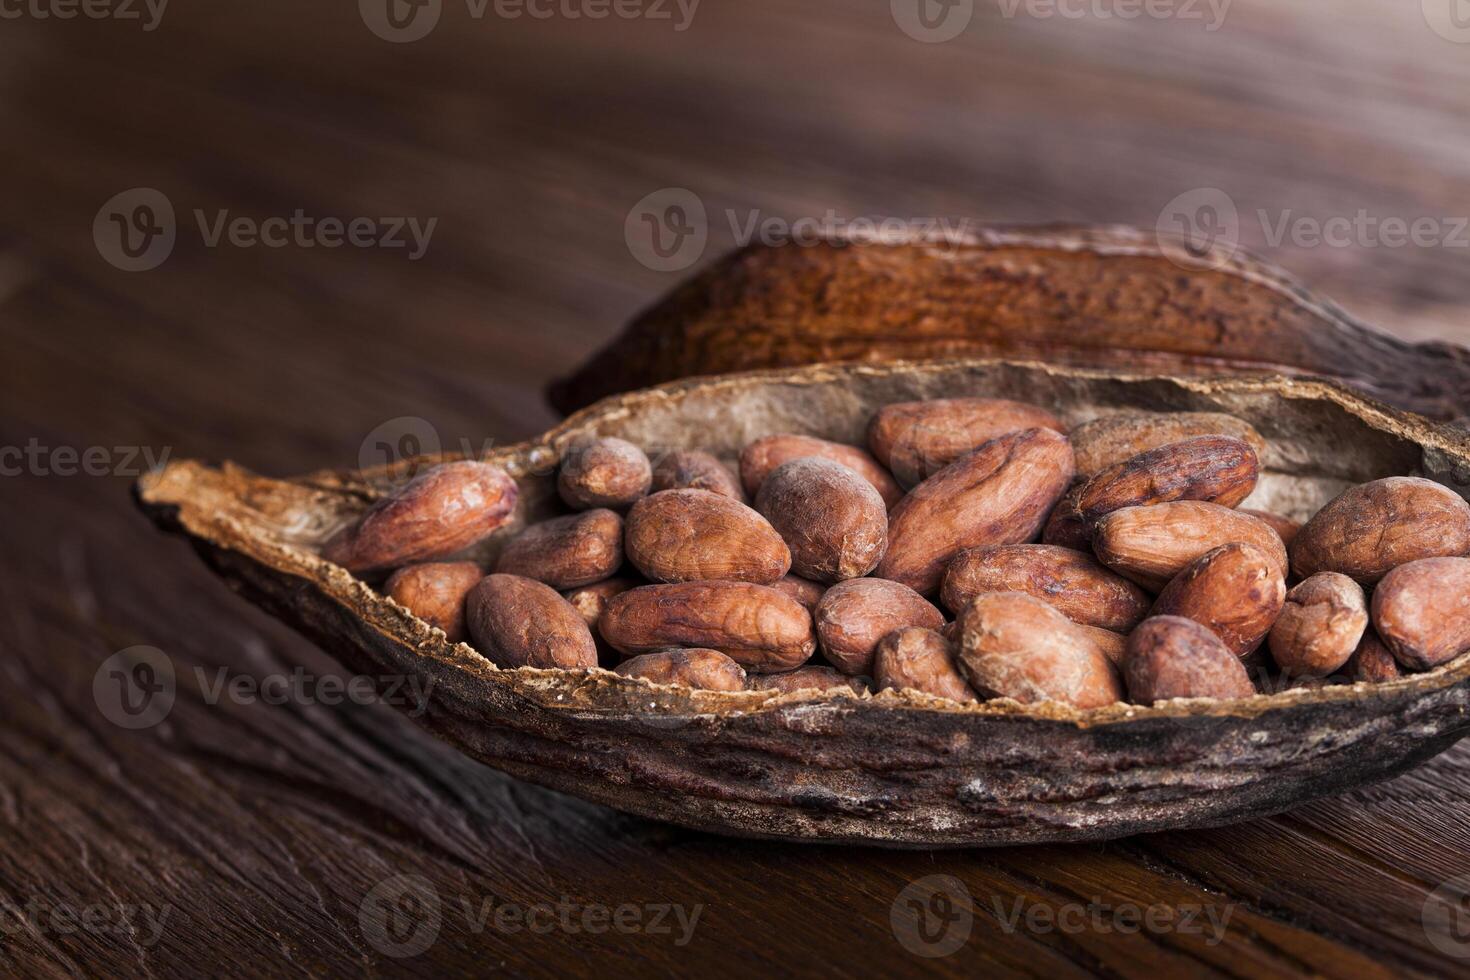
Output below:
[3,0,1470,975]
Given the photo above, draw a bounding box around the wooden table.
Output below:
[4,1,1470,975]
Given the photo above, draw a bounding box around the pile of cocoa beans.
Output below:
[321,399,1470,708]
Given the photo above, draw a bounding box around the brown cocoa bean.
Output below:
[1371,556,1470,670]
[1041,484,1091,551]
[599,581,815,672]
[940,543,1149,631]
[1267,572,1368,677]
[384,561,483,643]
[1078,623,1128,669]
[878,428,1075,595]
[1240,509,1301,546]
[323,461,518,573]
[867,398,1064,488]
[739,434,902,508]
[1290,477,1470,584]
[614,648,747,691]
[1123,615,1256,703]
[746,666,870,695]
[562,576,640,628]
[769,575,826,611]
[1075,436,1259,527]
[813,578,944,676]
[557,437,652,509]
[624,489,790,584]
[1093,501,1288,591]
[1343,630,1402,683]
[755,457,887,583]
[650,449,744,501]
[1071,412,1266,478]
[494,508,623,589]
[873,627,978,702]
[465,573,598,669]
[954,592,1122,708]
[1150,542,1286,657]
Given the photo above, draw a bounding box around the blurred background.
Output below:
[6,2,1470,974]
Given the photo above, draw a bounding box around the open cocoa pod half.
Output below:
[136,360,1470,848]
[547,225,1470,420]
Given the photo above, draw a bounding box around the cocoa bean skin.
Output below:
[614,648,747,691]
[557,437,652,510]
[755,457,887,583]
[1267,572,1368,677]
[954,592,1123,709]
[1075,436,1259,527]
[747,666,870,695]
[1343,630,1402,683]
[599,581,815,673]
[323,461,518,574]
[562,576,640,628]
[465,573,598,669]
[1071,412,1266,479]
[1078,624,1128,669]
[867,398,1064,488]
[769,575,826,611]
[739,434,902,508]
[1041,483,1091,551]
[1093,501,1288,591]
[813,578,945,676]
[941,543,1150,631]
[1290,477,1470,584]
[1241,509,1301,547]
[650,450,745,501]
[873,627,978,702]
[495,509,623,589]
[1371,556,1470,670]
[878,428,1075,595]
[1124,615,1256,703]
[1150,542,1287,658]
[624,489,791,585]
[384,561,483,643]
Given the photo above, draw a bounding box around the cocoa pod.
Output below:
[1240,509,1301,547]
[769,575,825,611]
[739,434,902,508]
[1267,572,1368,677]
[813,578,944,676]
[878,428,1075,595]
[650,450,744,501]
[1343,630,1402,683]
[465,574,598,669]
[954,592,1123,709]
[867,398,1064,488]
[1071,412,1266,479]
[614,648,747,691]
[940,543,1149,631]
[1289,477,1470,584]
[1123,616,1256,703]
[624,489,790,584]
[1150,542,1286,658]
[873,627,978,702]
[747,666,870,695]
[322,461,517,573]
[599,581,815,672]
[1093,501,1288,591]
[1371,557,1470,670]
[562,576,640,628]
[1075,436,1258,527]
[1041,484,1091,551]
[494,509,623,589]
[755,457,887,583]
[383,561,483,643]
[557,437,652,509]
